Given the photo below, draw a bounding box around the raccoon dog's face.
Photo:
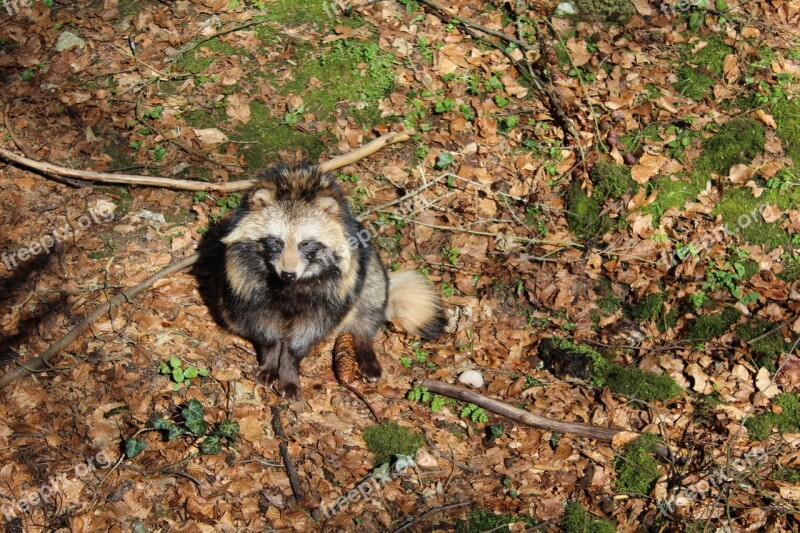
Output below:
[221,167,353,294]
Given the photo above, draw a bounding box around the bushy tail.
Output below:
[386,270,447,339]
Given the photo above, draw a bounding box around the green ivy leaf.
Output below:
[152,417,171,431]
[182,399,205,423]
[218,419,240,440]
[197,367,209,377]
[169,357,182,369]
[199,435,222,455]
[184,366,199,379]
[125,438,147,459]
[167,424,185,441]
[172,367,184,383]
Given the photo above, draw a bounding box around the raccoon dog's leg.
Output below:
[253,339,280,385]
[277,342,309,400]
[342,250,388,382]
[351,327,383,382]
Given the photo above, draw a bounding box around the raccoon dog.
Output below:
[215,164,446,400]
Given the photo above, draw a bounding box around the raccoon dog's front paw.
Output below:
[358,358,383,383]
[254,366,279,386]
[278,381,302,401]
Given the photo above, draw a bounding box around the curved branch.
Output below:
[0,131,410,192]
[417,378,673,459]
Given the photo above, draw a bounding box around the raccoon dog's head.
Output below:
[221,165,354,294]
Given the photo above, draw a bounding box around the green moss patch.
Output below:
[773,97,800,165]
[674,38,733,100]
[642,172,706,224]
[566,161,634,238]
[551,339,682,402]
[626,293,665,322]
[614,433,662,494]
[596,278,623,315]
[684,306,740,340]
[282,40,395,125]
[455,509,537,533]
[735,319,785,363]
[563,503,616,533]
[713,189,790,249]
[575,0,634,23]
[745,393,800,440]
[362,422,423,464]
[696,116,766,176]
[778,262,800,282]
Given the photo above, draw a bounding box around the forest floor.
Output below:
[1,0,800,531]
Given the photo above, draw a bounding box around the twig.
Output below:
[415,0,582,153]
[0,131,410,192]
[417,378,673,459]
[341,382,382,423]
[271,406,304,501]
[416,0,533,51]
[0,254,199,390]
[389,501,470,533]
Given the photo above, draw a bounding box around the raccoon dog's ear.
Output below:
[316,186,341,216]
[249,182,277,209]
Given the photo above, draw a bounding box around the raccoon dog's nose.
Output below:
[280,271,297,283]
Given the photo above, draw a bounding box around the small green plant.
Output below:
[442,246,459,265]
[159,357,210,390]
[144,105,164,120]
[124,399,239,459]
[498,114,518,130]
[433,97,456,113]
[129,140,143,150]
[460,403,489,423]
[434,152,455,170]
[766,168,795,193]
[417,37,434,63]
[442,282,456,298]
[283,104,305,126]
[210,193,241,223]
[150,145,167,162]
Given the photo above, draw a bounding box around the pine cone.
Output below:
[333,332,358,384]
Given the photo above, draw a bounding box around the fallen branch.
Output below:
[0,131,410,192]
[0,254,200,390]
[271,406,304,501]
[416,378,672,459]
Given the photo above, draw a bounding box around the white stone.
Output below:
[55,31,85,52]
[458,370,484,388]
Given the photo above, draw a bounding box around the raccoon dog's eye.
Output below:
[299,240,311,249]
[264,236,283,248]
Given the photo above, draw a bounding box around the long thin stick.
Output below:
[271,406,304,501]
[417,378,672,459]
[0,131,410,192]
